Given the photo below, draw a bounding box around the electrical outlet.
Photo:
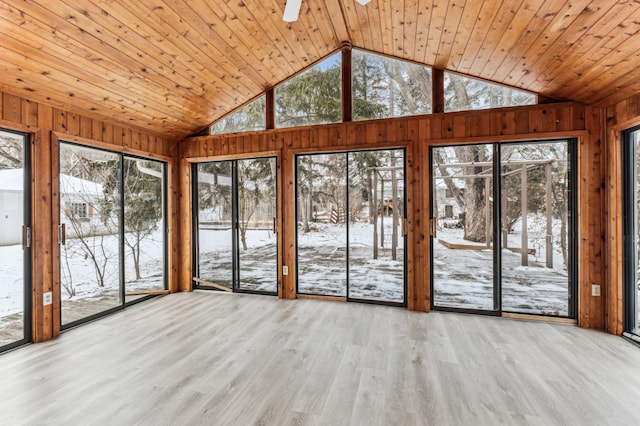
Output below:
[591,284,601,297]
[43,291,52,306]
[283,266,289,276]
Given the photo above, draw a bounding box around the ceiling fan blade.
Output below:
[283,0,302,22]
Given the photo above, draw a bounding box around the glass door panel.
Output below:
[237,158,277,293]
[296,153,347,297]
[59,143,121,326]
[432,144,496,311]
[123,158,166,303]
[196,161,234,290]
[0,130,29,350]
[348,150,405,303]
[624,127,640,336]
[500,141,573,316]
[634,129,640,335]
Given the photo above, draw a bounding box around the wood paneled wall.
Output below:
[605,93,640,335]
[0,91,174,343]
[179,102,607,329]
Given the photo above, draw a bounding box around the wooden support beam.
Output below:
[265,88,275,130]
[341,42,353,123]
[432,68,445,114]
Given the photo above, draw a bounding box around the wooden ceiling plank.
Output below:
[92,0,257,99]
[469,0,525,74]
[489,0,566,83]
[281,19,322,63]
[244,0,315,72]
[361,0,382,55]
[323,0,351,43]
[0,59,190,136]
[307,0,342,52]
[41,0,207,97]
[402,1,419,61]
[390,0,405,58]
[341,0,366,50]
[478,0,539,79]
[517,0,618,91]
[504,0,594,90]
[456,0,504,73]
[412,0,435,68]
[0,16,193,115]
[446,0,484,70]
[354,0,375,53]
[202,0,296,79]
[538,2,640,95]
[0,0,208,112]
[159,0,273,90]
[0,29,205,124]
[433,0,467,70]
[375,0,394,56]
[564,35,640,103]
[298,0,339,57]
[425,0,454,66]
[594,80,640,108]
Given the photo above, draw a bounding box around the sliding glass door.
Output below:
[431,140,576,317]
[431,144,496,311]
[0,130,30,352]
[296,149,406,305]
[194,157,278,295]
[623,126,640,337]
[59,142,166,328]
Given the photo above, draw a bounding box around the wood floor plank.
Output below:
[0,292,640,425]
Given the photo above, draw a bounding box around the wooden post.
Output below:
[265,88,275,130]
[372,171,378,259]
[545,162,553,268]
[432,68,445,114]
[341,42,352,123]
[521,166,528,266]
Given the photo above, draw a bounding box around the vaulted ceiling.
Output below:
[0,0,638,140]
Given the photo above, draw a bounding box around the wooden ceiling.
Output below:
[0,0,638,140]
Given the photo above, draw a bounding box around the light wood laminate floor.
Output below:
[1,291,639,425]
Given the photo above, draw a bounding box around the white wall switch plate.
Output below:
[283,266,289,275]
[43,291,52,306]
[591,284,601,297]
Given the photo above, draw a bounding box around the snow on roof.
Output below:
[0,168,24,191]
[60,174,103,197]
[0,169,103,196]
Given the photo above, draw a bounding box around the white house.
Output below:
[0,169,105,246]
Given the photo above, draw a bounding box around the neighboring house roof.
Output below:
[0,168,24,191]
[0,169,103,196]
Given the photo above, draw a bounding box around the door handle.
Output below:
[22,225,31,250]
[432,216,437,238]
[273,217,277,233]
[58,223,66,245]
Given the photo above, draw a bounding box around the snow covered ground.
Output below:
[433,222,570,316]
[297,221,405,303]
[198,228,278,293]
[0,228,165,342]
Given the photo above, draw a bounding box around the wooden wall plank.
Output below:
[579,106,605,329]
[2,93,22,123]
